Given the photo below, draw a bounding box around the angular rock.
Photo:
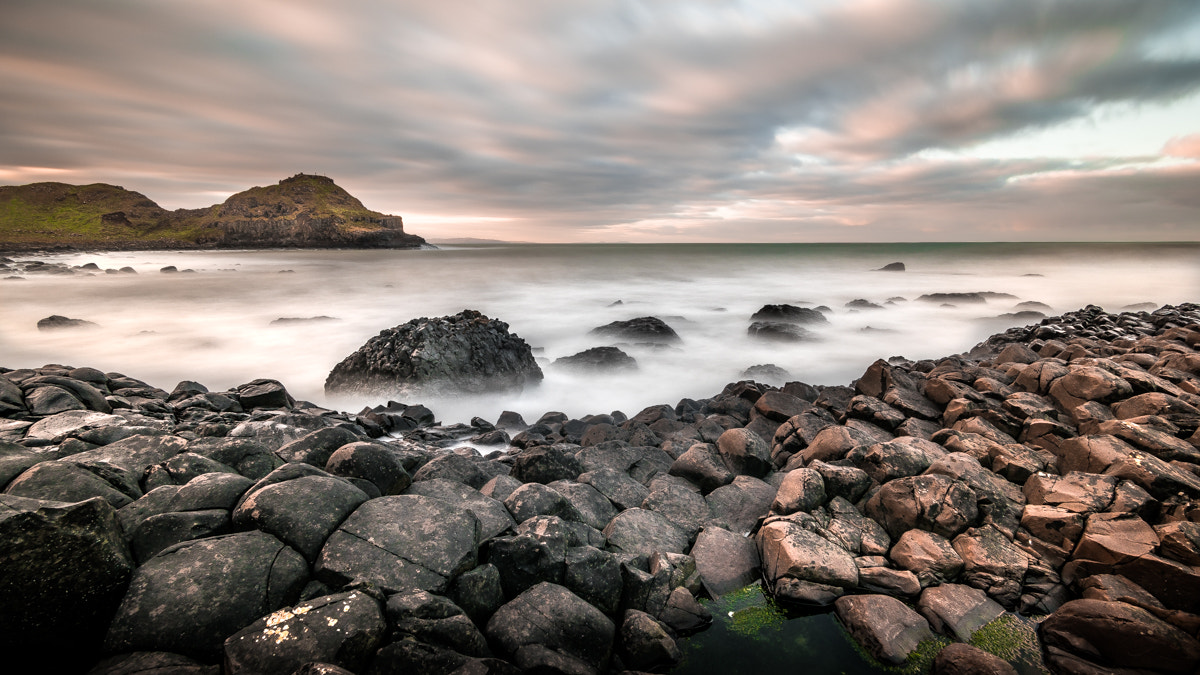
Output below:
[918,583,1005,642]
[603,508,688,557]
[705,475,777,534]
[486,582,615,671]
[1040,599,1200,675]
[640,476,706,540]
[691,525,760,597]
[449,563,505,625]
[771,467,826,515]
[758,518,859,595]
[386,589,490,658]
[131,509,231,563]
[865,474,979,540]
[952,526,1030,608]
[316,495,480,593]
[406,479,516,541]
[889,529,964,586]
[835,594,934,666]
[668,443,734,494]
[511,445,584,484]
[563,545,623,615]
[619,609,681,671]
[504,482,583,523]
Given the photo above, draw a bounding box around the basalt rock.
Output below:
[324,310,543,397]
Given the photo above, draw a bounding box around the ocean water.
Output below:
[2,242,1198,424]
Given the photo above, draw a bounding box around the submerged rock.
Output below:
[553,346,638,372]
[324,310,543,396]
[590,316,681,344]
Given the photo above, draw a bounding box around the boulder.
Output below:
[889,529,964,586]
[1047,366,1133,411]
[716,427,772,477]
[233,475,368,562]
[590,316,680,344]
[771,467,826,514]
[640,476,707,540]
[952,526,1030,608]
[548,479,619,531]
[235,379,294,410]
[511,445,584,484]
[406,479,516,540]
[691,525,760,597]
[834,594,935,666]
[131,509,231,562]
[864,474,979,540]
[618,609,681,671]
[448,563,506,625]
[1023,471,1118,513]
[932,643,1018,675]
[4,461,135,508]
[411,452,489,489]
[847,437,946,484]
[750,304,828,324]
[504,482,583,523]
[603,508,688,557]
[385,589,490,658]
[487,533,567,598]
[918,583,1005,642]
[553,347,638,372]
[315,495,480,593]
[0,496,134,671]
[223,590,386,674]
[579,467,650,511]
[561,545,622,615]
[1040,599,1200,675]
[324,310,543,396]
[275,427,362,466]
[748,321,814,342]
[325,442,411,495]
[486,582,615,672]
[758,518,859,596]
[105,531,308,661]
[705,475,777,534]
[668,443,735,493]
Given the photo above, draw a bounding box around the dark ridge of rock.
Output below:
[552,347,638,372]
[749,304,829,324]
[37,315,99,331]
[324,310,543,397]
[876,262,906,271]
[589,316,681,344]
[270,316,340,325]
[846,299,884,310]
[918,292,988,304]
[747,321,814,342]
[740,364,792,383]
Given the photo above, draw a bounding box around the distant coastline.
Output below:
[0,174,426,253]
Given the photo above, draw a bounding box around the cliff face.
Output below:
[0,174,425,251]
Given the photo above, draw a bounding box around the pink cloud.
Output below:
[1164,134,1200,158]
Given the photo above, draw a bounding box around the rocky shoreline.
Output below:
[2,303,1200,674]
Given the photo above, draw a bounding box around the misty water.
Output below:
[4,242,1198,426]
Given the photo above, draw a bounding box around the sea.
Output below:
[3,242,1198,426]
[4,241,1196,673]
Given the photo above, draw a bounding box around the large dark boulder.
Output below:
[1040,599,1200,675]
[315,495,480,593]
[750,304,828,324]
[232,475,369,562]
[553,347,638,372]
[104,530,308,661]
[486,582,615,673]
[0,496,134,672]
[324,310,543,397]
[223,590,386,674]
[590,316,680,344]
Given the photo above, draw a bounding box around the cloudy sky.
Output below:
[3,0,1200,242]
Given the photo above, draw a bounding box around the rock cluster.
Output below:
[1,302,1199,674]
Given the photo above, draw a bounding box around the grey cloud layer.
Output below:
[2,0,1198,240]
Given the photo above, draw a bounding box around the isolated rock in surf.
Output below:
[324,310,543,397]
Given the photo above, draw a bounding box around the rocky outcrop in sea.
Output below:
[2,303,1200,674]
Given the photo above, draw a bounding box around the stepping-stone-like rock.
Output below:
[691,525,760,597]
[406,479,516,540]
[865,474,979,540]
[918,583,1006,642]
[4,461,134,508]
[0,496,134,673]
[952,526,1030,608]
[486,582,615,672]
[316,495,480,594]
[105,530,308,661]
[223,590,386,674]
[1040,599,1200,675]
[233,475,368,562]
[758,517,858,596]
[603,508,688,557]
[835,594,934,666]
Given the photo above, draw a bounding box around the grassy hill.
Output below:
[0,174,424,251]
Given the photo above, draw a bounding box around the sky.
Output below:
[2,0,1200,243]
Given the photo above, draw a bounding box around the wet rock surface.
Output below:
[2,301,1199,673]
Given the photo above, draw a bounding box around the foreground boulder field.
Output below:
[1,303,1199,674]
